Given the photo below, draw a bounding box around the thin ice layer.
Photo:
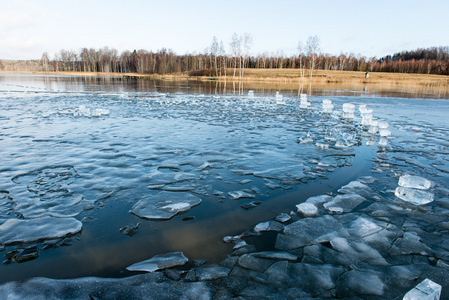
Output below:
[130,191,202,220]
[126,252,188,272]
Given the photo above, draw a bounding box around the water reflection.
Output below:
[1,74,448,99]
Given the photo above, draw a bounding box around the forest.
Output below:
[1,34,448,76]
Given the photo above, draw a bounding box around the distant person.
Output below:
[365,72,370,79]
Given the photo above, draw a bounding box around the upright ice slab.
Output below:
[395,174,434,205]
[398,175,432,190]
[395,187,434,205]
[368,119,378,134]
[275,91,285,105]
[360,104,374,126]
[322,99,334,113]
[342,103,355,119]
[402,278,441,300]
[300,94,310,109]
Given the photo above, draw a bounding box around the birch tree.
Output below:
[240,33,252,78]
[230,33,240,79]
[297,41,306,77]
[210,36,219,77]
[306,35,320,77]
[41,52,49,71]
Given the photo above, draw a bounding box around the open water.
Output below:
[0,75,448,293]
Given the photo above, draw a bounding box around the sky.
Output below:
[1,0,449,60]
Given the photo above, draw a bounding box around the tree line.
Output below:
[1,35,448,76]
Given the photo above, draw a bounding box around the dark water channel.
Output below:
[0,75,448,285]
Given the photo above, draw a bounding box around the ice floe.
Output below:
[0,217,82,245]
[130,192,202,220]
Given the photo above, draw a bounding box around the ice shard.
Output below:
[395,187,434,205]
[402,278,441,300]
[398,175,432,190]
[126,252,189,272]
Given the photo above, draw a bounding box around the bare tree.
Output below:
[219,41,226,78]
[297,41,306,77]
[41,52,49,71]
[230,33,241,79]
[210,36,219,77]
[306,35,320,77]
[240,33,252,78]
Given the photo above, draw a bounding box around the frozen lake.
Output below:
[0,75,449,298]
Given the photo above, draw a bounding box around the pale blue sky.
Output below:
[1,0,448,60]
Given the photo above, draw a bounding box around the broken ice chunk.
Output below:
[398,175,432,190]
[298,131,313,144]
[15,246,39,263]
[378,137,388,148]
[337,180,378,200]
[119,223,140,236]
[315,142,329,150]
[195,266,230,281]
[402,278,441,300]
[228,191,255,200]
[275,215,349,250]
[305,195,333,205]
[74,105,91,117]
[275,213,291,223]
[296,203,318,217]
[91,108,110,117]
[240,201,261,210]
[0,217,82,246]
[276,92,285,105]
[130,192,202,220]
[126,251,188,272]
[322,99,334,113]
[395,187,434,205]
[254,220,285,233]
[379,129,391,137]
[323,194,366,214]
[300,99,310,109]
[348,216,382,238]
[239,179,253,185]
[378,121,389,129]
[342,103,355,119]
[252,251,297,261]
